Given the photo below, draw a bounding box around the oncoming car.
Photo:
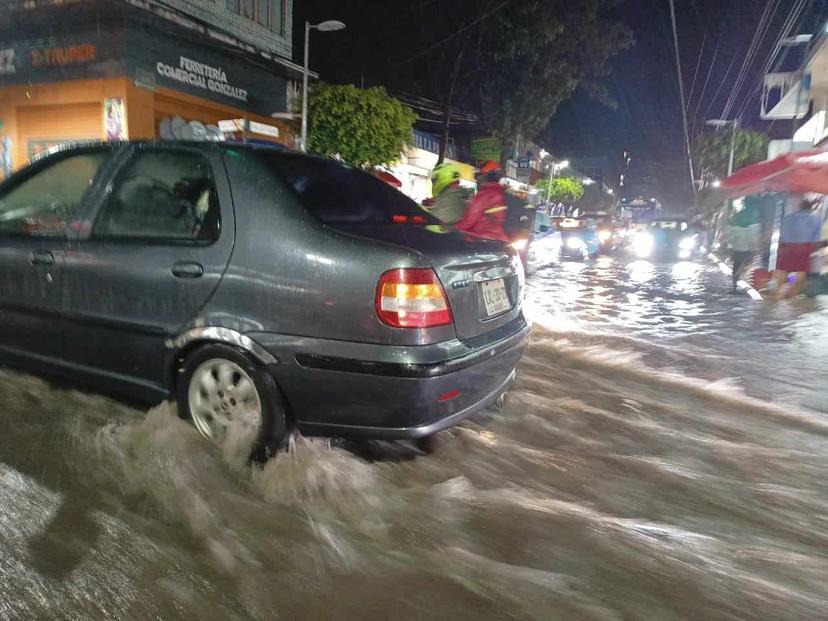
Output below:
[559,218,599,260]
[0,141,530,459]
[629,217,699,261]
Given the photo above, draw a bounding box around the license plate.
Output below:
[481,278,511,317]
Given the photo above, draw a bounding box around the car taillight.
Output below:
[376,268,453,328]
[391,214,427,224]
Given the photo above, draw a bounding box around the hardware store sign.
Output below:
[156,56,247,103]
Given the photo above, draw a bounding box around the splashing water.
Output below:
[2,259,828,619]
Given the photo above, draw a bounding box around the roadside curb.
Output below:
[702,248,764,301]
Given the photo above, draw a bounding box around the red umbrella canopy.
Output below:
[721,148,828,196]
[376,170,402,187]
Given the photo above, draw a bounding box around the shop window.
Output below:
[0,150,108,236]
[226,0,284,34]
[94,150,220,243]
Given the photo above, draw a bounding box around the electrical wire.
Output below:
[690,35,721,129]
[686,32,707,117]
[700,44,742,121]
[720,0,779,120]
[730,0,807,119]
[384,0,512,70]
[733,0,812,120]
[700,0,778,122]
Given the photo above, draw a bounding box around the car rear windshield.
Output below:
[257,151,438,225]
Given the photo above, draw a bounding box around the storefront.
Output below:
[0,6,299,179]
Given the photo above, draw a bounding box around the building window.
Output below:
[226,0,284,34]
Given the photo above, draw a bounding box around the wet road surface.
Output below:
[2,255,828,620]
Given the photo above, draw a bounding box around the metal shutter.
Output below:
[18,103,102,161]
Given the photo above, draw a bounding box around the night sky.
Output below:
[294,0,828,211]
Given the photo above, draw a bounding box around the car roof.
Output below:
[34,139,293,158]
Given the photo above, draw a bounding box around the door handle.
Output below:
[29,250,55,265]
[171,262,204,279]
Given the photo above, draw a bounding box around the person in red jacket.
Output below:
[455,160,510,242]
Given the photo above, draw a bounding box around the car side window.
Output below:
[0,151,108,236]
[94,150,220,242]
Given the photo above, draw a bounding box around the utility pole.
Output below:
[668,0,697,200]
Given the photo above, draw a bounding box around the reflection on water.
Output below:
[1,256,828,619]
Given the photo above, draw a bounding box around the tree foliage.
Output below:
[691,128,769,222]
[535,176,584,203]
[308,84,416,168]
[693,128,769,180]
[321,0,632,158]
[479,1,633,141]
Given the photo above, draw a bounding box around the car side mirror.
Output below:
[539,225,549,232]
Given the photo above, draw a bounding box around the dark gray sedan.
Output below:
[0,141,529,458]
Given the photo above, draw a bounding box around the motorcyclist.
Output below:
[424,162,468,225]
[455,160,510,243]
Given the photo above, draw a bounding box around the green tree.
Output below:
[349,0,631,161]
[480,1,633,142]
[693,128,769,179]
[308,84,416,169]
[692,128,769,221]
[535,176,584,203]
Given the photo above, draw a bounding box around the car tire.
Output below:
[176,343,289,462]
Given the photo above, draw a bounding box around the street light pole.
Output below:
[727,119,738,177]
[301,21,310,152]
[300,20,346,153]
[546,159,569,206]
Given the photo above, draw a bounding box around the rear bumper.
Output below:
[249,315,530,439]
[297,369,516,439]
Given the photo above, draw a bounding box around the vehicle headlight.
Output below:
[566,237,584,250]
[511,238,529,251]
[679,236,696,250]
[598,230,611,243]
[632,232,653,257]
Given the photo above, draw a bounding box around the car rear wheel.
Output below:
[176,344,289,461]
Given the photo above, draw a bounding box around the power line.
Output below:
[686,32,707,116]
[720,0,779,120]
[700,41,742,121]
[733,0,812,120]
[690,35,721,130]
[385,0,512,70]
[668,0,696,197]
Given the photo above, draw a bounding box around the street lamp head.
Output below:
[705,118,736,127]
[315,20,346,31]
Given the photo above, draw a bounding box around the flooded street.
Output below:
[3,256,828,620]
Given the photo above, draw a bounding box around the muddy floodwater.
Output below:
[2,257,828,620]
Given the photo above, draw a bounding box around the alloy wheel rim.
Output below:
[187,358,263,442]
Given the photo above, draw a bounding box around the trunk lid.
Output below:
[335,224,523,340]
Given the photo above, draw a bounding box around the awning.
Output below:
[722,148,828,196]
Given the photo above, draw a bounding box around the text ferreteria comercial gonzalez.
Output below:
[156,56,248,102]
